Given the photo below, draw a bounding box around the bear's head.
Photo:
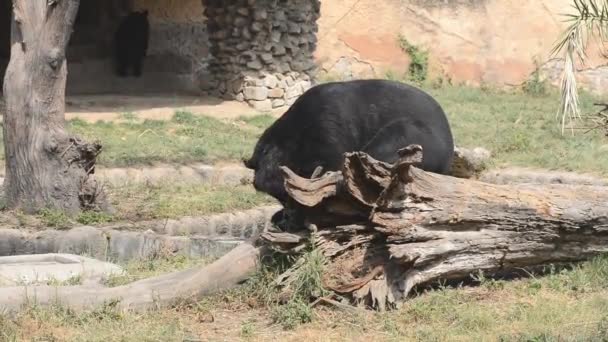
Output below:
[244,125,293,205]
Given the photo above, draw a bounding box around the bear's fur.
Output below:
[244,79,455,206]
[114,10,149,77]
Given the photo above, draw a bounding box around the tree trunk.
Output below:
[260,145,608,310]
[2,0,107,214]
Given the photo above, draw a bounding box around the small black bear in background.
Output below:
[114,10,149,77]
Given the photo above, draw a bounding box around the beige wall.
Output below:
[315,0,607,91]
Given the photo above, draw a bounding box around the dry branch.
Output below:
[260,144,608,310]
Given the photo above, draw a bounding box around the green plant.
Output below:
[522,60,548,96]
[398,35,429,84]
[240,320,256,338]
[172,110,197,124]
[270,298,313,330]
[76,210,114,225]
[38,208,72,229]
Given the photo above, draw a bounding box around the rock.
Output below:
[268,88,284,98]
[260,53,274,64]
[263,75,279,88]
[285,85,301,99]
[230,79,244,93]
[250,99,273,112]
[285,76,295,87]
[237,7,249,16]
[234,17,248,27]
[272,99,286,108]
[246,60,263,70]
[251,22,263,32]
[288,23,302,34]
[275,10,286,21]
[243,86,268,101]
[271,31,282,43]
[254,9,268,21]
[272,45,286,56]
[244,76,265,87]
[235,93,245,102]
[299,80,312,92]
[242,27,252,40]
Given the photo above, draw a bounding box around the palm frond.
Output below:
[551,0,608,135]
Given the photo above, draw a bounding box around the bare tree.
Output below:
[2,0,107,214]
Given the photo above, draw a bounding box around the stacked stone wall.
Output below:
[203,0,321,110]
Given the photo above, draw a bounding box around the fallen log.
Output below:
[260,145,608,310]
[1,145,607,313]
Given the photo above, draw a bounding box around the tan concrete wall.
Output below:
[315,0,608,91]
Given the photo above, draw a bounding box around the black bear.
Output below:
[244,79,455,206]
[113,10,150,77]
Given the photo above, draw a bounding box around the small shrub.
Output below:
[38,208,72,229]
[522,60,548,97]
[0,314,18,341]
[172,110,197,124]
[291,247,329,300]
[270,298,313,330]
[76,210,114,225]
[398,35,429,84]
[240,320,256,338]
[46,274,83,286]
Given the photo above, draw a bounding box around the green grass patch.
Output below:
[103,254,212,287]
[65,112,270,167]
[108,182,274,221]
[424,85,608,175]
[1,89,606,175]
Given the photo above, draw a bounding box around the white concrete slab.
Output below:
[0,253,124,286]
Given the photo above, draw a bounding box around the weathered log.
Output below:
[0,243,261,313]
[1,145,606,314]
[260,144,608,310]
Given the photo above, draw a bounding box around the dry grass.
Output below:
[2,256,608,341]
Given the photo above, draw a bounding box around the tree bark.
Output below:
[260,145,608,310]
[2,0,107,214]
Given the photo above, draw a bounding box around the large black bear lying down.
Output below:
[114,10,150,77]
[244,79,455,206]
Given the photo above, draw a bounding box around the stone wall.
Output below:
[132,0,209,83]
[202,0,321,110]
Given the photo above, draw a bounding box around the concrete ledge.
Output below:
[0,205,281,262]
[0,253,124,286]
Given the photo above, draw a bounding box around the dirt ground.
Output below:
[0,93,283,123]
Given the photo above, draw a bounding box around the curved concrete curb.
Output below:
[0,205,281,262]
[479,167,608,186]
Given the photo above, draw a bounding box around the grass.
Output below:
[424,85,608,175]
[23,181,274,229]
[67,112,275,167]
[103,253,213,287]
[3,256,608,341]
[107,181,273,221]
[0,87,605,176]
